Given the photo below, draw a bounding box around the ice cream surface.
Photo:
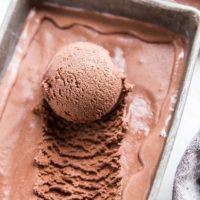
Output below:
[34,86,129,199]
[42,41,122,122]
[0,4,188,200]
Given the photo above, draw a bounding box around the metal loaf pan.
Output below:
[1,0,200,199]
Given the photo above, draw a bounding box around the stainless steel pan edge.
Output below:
[0,0,31,78]
[1,0,200,199]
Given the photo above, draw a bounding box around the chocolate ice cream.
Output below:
[34,86,129,199]
[42,42,123,122]
[0,4,188,200]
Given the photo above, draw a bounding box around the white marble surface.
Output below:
[0,1,200,200]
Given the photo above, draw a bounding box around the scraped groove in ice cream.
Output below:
[34,86,129,199]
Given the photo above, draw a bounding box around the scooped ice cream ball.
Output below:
[42,41,123,123]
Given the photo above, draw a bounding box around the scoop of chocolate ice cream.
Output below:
[42,41,123,123]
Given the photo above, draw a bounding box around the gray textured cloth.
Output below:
[173,130,200,200]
